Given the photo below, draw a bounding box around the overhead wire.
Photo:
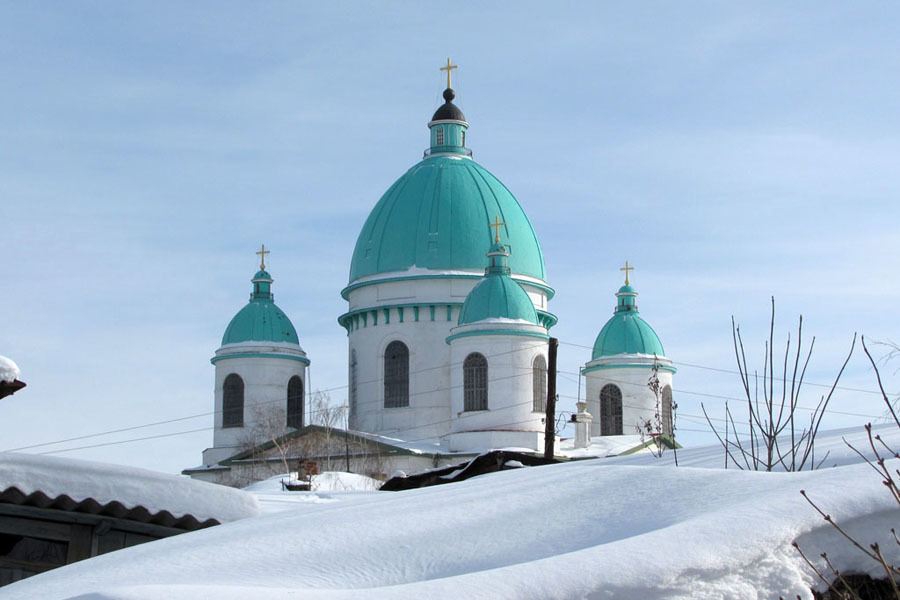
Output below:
[12,334,891,456]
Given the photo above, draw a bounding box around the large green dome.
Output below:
[221,269,299,346]
[350,157,545,283]
[592,285,665,359]
[349,88,546,284]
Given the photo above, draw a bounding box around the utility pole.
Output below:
[344,403,351,473]
[544,337,559,459]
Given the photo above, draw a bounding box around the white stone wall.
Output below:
[583,354,674,438]
[447,325,548,438]
[345,273,549,442]
[203,346,307,466]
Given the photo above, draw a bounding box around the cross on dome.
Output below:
[620,260,634,285]
[256,244,270,270]
[440,58,458,89]
[490,215,506,243]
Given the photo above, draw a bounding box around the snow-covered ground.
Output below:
[244,472,381,515]
[5,424,900,599]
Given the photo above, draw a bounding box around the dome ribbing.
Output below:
[348,86,546,285]
[221,269,299,345]
[591,284,665,359]
[458,243,539,326]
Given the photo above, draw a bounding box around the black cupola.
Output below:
[431,88,466,122]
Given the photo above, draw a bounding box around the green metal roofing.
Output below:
[458,245,539,326]
[221,270,300,346]
[349,156,546,283]
[591,285,665,359]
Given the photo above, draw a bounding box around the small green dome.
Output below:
[592,285,665,359]
[458,245,539,325]
[349,90,546,284]
[221,269,299,346]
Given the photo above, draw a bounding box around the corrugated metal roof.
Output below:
[0,486,219,531]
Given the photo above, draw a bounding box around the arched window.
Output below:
[223,373,244,428]
[661,385,674,436]
[287,375,303,429]
[600,384,622,436]
[349,349,358,426]
[532,355,547,413]
[464,353,488,411]
[384,341,409,408]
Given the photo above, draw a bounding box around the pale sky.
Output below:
[2,2,899,474]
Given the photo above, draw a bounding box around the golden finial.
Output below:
[256,244,270,270]
[440,57,458,89]
[620,260,634,286]
[490,215,506,243]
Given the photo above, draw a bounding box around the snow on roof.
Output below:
[0,355,20,383]
[0,452,258,525]
[336,427,448,455]
[559,433,647,458]
[5,424,900,599]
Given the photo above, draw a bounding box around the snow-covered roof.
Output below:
[0,452,258,527]
[559,433,649,458]
[0,355,20,383]
[4,425,899,599]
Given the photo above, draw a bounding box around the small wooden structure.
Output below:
[0,452,258,588]
[0,486,219,587]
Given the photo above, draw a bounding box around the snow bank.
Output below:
[243,471,380,493]
[243,472,381,515]
[5,426,898,599]
[311,471,381,491]
[0,452,258,523]
[0,355,20,382]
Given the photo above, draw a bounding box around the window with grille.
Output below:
[532,355,547,412]
[223,373,244,428]
[600,384,622,436]
[461,130,465,147]
[384,341,409,408]
[464,353,488,411]
[661,385,673,436]
[435,128,444,146]
[287,375,303,429]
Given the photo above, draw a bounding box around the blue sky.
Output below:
[2,2,898,474]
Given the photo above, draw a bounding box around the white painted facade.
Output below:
[203,341,308,465]
[583,353,674,438]
[445,320,548,451]
[343,272,550,447]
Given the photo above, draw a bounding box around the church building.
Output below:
[185,63,675,485]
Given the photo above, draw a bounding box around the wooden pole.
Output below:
[345,405,351,473]
[544,337,559,459]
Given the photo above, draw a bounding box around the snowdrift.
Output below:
[5,426,899,599]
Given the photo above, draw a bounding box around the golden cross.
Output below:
[490,215,506,243]
[256,244,270,270]
[440,58,458,89]
[620,260,635,285]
